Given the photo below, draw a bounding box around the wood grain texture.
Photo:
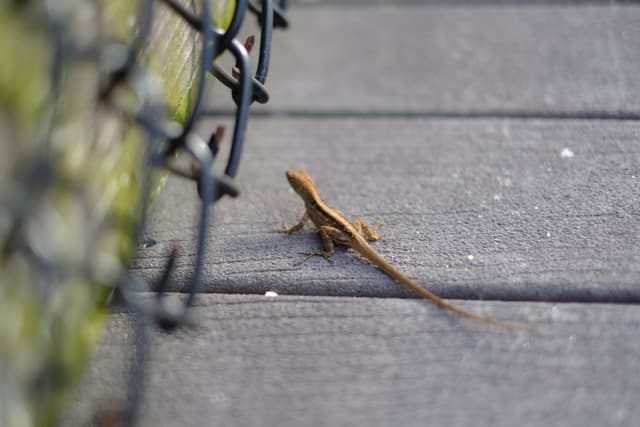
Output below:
[105,4,640,427]
[132,118,640,302]
[209,3,640,115]
[69,294,640,427]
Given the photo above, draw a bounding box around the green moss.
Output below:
[0,4,49,134]
[0,2,239,425]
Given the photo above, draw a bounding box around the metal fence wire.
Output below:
[2,0,287,425]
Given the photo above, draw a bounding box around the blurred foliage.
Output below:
[0,1,235,426]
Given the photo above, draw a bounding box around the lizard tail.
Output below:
[353,238,529,331]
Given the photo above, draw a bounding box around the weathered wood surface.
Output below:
[211,3,640,115]
[132,118,640,302]
[79,2,640,426]
[73,294,640,427]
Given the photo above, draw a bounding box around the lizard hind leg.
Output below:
[353,217,385,241]
[294,227,337,265]
[294,250,333,266]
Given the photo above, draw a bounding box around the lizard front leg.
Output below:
[353,217,384,241]
[280,212,309,234]
[294,225,350,265]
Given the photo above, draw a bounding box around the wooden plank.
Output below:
[211,3,640,114]
[132,118,640,302]
[67,294,640,427]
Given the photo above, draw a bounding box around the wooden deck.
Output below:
[70,2,640,426]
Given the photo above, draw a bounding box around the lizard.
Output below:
[281,169,526,330]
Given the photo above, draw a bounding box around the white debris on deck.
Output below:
[560,148,575,158]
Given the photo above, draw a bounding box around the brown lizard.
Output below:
[281,169,525,330]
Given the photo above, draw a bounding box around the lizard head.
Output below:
[285,170,317,198]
